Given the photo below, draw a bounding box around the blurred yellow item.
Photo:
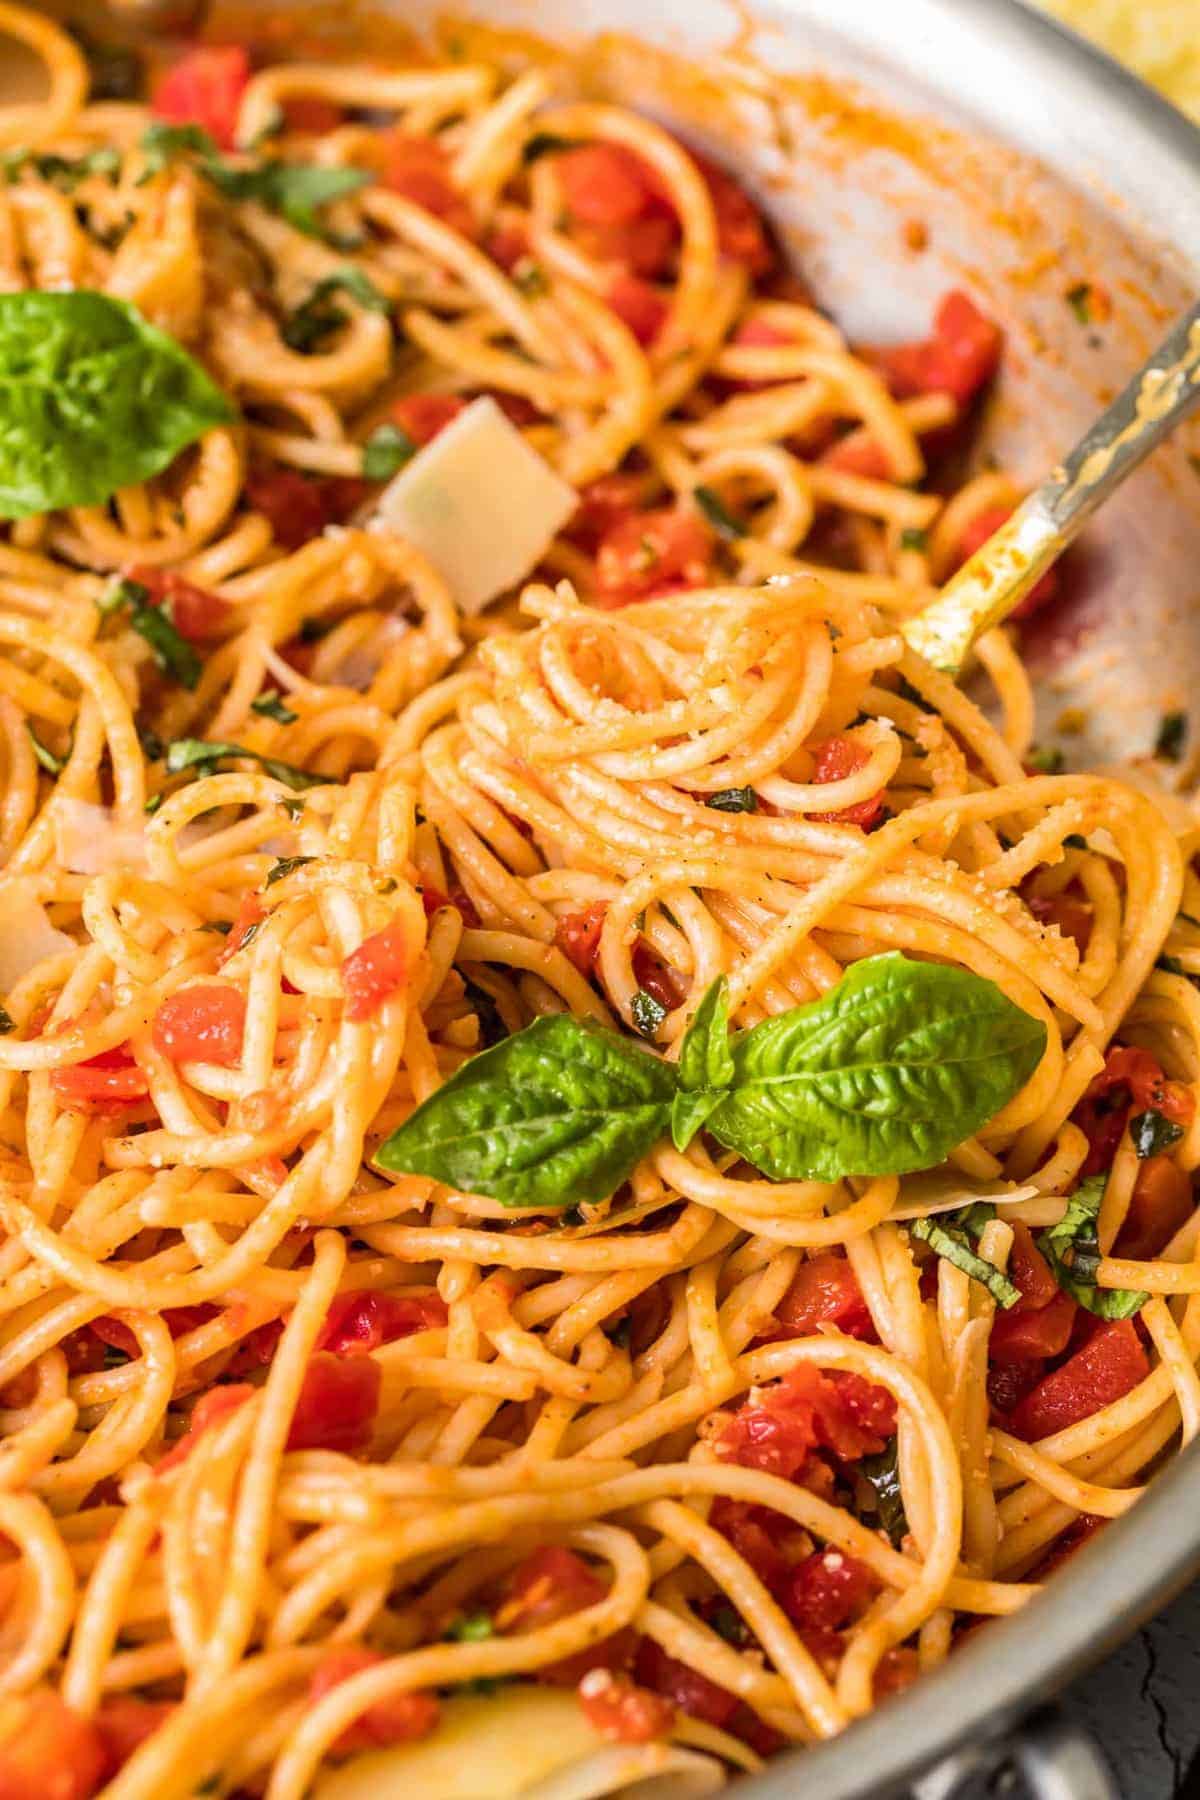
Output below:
[1041,0,1200,119]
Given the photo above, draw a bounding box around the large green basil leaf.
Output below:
[375,1013,676,1208]
[0,291,236,519]
[672,975,735,1151]
[705,953,1047,1181]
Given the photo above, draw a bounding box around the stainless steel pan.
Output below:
[38,0,1200,1791]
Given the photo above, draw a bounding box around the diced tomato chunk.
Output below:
[733,317,790,350]
[607,273,667,346]
[987,1357,1043,1419]
[1026,889,1092,954]
[382,132,473,235]
[157,1384,254,1473]
[1008,1319,1149,1441]
[634,1637,736,1729]
[718,1365,895,1479]
[578,1670,674,1744]
[1116,1155,1195,1261]
[779,1548,877,1633]
[219,895,266,964]
[281,96,344,134]
[631,940,682,1012]
[708,1498,791,1596]
[556,143,659,227]
[246,469,335,550]
[874,1646,920,1701]
[95,1699,174,1775]
[419,882,480,927]
[696,154,774,276]
[50,1042,149,1115]
[956,508,1059,621]
[1073,1045,1194,1177]
[316,1289,447,1355]
[810,735,885,829]
[153,983,246,1066]
[875,290,1003,408]
[0,1688,107,1800]
[569,473,651,552]
[390,392,467,447]
[487,224,528,272]
[823,434,893,480]
[341,919,409,1022]
[555,903,608,977]
[989,1289,1076,1364]
[151,45,250,151]
[90,1304,218,1361]
[287,1353,380,1453]
[309,1648,439,1757]
[594,506,713,604]
[1006,1222,1061,1311]
[769,1251,875,1342]
[127,566,231,643]
[499,1545,633,1685]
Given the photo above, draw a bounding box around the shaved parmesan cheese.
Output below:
[0,881,74,991]
[53,799,147,876]
[890,1169,1040,1220]
[309,1689,719,1800]
[372,396,576,615]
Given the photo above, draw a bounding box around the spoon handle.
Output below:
[903,299,1200,671]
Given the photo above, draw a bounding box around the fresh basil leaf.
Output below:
[1156,954,1187,976]
[693,483,743,540]
[362,422,416,481]
[671,1088,726,1153]
[164,738,331,791]
[911,1214,1020,1308]
[677,976,735,1095]
[375,1013,676,1208]
[704,953,1047,1182]
[7,147,121,192]
[1039,1174,1148,1319]
[1155,711,1187,763]
[1063,833,1089,851]
[265,855,313,887]
[0,1005,16,1035]
[512,259,548,298]
[707,1600,754,1647]
[899,527,928,552]
[26,722,67,775]
[859,1439,908,1547]
[139,121,218,179]
[251,689,299,724]
[705,787,758,813]
[631,988,667,1039]
[204,158,369,239]
[199,920,233,936]
[128,601,202,690]
[1130,1107,1185,1159]
[0,291,237,520]
[1065,282,1092,325]
[144,791,164,816]
[1026,745,1064,774]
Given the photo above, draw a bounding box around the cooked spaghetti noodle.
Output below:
[0,9,1197,1797]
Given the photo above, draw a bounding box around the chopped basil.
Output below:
[512,259,548,298]
[899,527,928,552]
[265,855,314,887]
[1063,833,1089,851]
[143,792,164,816]
[1155,711,1187,763]
[693,483,744,540]
[523,131,571,162]
[26,723,67,775]
[1130,1107,1185,1160]
[98,575,149,618]
[137,122,370,240]
[1156,954,1187,976]
[362,422,417,481]
[164,738,332,791]
[1027,745,1064,774]
[0,1006,15,1035]
[446,1612,494,1642]
[462,977,508,1048]
[139,727,165,761]
[859,1438,908,1546]
[251,690,299,724]
[278,795,307,820]
[4,147,121,192]
[129,601,202,690]
[708,1600,754,1647]
[631,988,668,1038]
[282,267,390,352]
[910,1213,1020,1308]
[705,787,758,814]
[139,121,217,180]
[199,920,233,936]
[1038,1175,1147,1318]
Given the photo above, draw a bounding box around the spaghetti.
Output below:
[0,8,1197,1797]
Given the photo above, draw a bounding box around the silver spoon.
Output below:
[903,300,1200,672]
